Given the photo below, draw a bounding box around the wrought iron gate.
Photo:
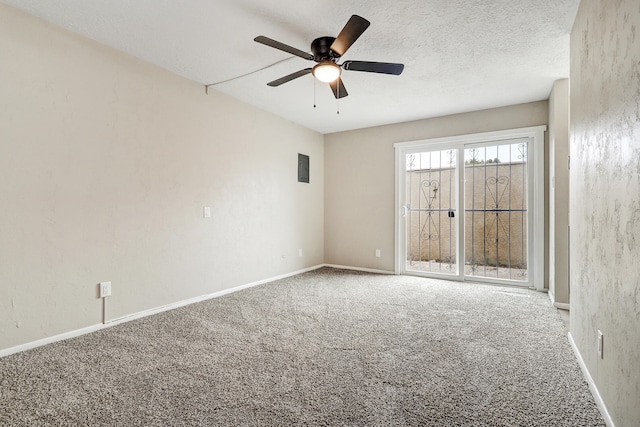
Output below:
[405,149,457,275]
[464,143,528,281]
[403,141,529,282]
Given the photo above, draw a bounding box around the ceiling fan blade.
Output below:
[254,36,314,61]
[328,77,348,99]
[342,61,405,75]
[330,15,370,57]
[267,68,312,87]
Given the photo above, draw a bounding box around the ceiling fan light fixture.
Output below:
[312,61,341,83]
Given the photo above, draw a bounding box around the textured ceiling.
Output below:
[1,0,580,134]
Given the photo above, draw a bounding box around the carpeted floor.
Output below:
[0,267,604,426]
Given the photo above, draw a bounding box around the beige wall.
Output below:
[0,4,324,351]
[548,79,570,305]
[570,1,640,426]
[324,102,548,271]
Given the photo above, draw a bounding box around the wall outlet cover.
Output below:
[597,330,604,358]
[99,281,112,298]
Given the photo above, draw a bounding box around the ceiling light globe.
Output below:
[312,62,341,83]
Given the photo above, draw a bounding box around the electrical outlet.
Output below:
[375,249,381,258]
[203,206,211,218]
[99,281,112,298]
[298,249,303,257]
[597,330,604,359]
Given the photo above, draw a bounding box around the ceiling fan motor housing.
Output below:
[311,36,338,61]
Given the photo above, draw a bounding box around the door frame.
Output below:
[394,125,546,290]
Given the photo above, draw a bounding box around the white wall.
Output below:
[570,1,640,425]
[0,4,324,352]
[548,79,570,306]
[324,102,548,272]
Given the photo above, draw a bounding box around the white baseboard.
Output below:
[322,264,395,275]
[0,264,325,359]
[548,290,570,310]
[0,323,108,359]
[567,332,615,427]
[105,264,324,326]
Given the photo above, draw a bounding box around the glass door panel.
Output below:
[463,141,528,282]
[404,149,458,276]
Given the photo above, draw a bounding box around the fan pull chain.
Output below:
[313,79,316,108]
[336,80,340,115]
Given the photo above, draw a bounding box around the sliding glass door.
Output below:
[395,127,545,289]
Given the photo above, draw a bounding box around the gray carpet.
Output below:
[0,267,604,426]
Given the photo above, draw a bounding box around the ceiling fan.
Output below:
[254,15,404,99]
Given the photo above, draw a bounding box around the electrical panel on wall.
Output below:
[298,153,309,183]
